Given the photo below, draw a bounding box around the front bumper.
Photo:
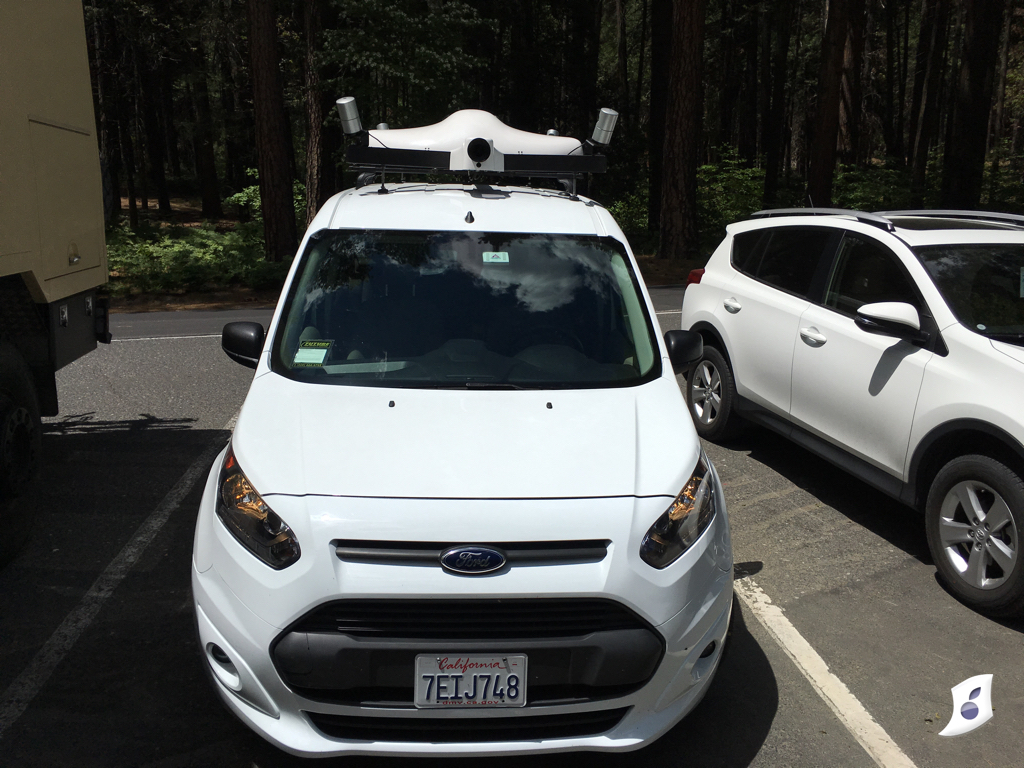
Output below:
[192,452,734,757]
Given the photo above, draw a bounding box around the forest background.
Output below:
[85,0,1024,296]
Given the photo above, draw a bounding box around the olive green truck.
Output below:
[1,0,110,534]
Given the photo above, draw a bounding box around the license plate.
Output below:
[414,654,527,708]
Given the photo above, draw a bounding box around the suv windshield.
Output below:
[272,229,659,388]
[915,244,1024,345]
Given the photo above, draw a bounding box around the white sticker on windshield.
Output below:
[294,339,332,367]
[483,251,509,263]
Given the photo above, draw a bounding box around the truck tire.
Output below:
[0,344,41,564]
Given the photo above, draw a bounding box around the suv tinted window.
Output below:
[825,233,920,316]
[732,227,832,298]
[915,243,1024,342]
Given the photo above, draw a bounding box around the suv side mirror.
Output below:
[664,330,703,373]
[855,302,928,344]
[222,322,265,369]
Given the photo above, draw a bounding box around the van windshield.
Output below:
[272,229,660,388]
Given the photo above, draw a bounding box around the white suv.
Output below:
[193,103,732,757]
[681,208,1024,616]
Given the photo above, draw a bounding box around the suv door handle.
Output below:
[723,297,741,314]
[799,327,827,346]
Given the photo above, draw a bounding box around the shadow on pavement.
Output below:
[0,413,214,568]
[719,426,930,564]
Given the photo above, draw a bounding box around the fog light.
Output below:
[207,642,241,690]
[699,640,717,659]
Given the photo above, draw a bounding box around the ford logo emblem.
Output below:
[440,545,506,575]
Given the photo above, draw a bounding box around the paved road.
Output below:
[0,291,1019,767]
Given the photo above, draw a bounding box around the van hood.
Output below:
[230,370,695,500]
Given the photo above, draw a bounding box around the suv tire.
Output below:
[686,346,742,441]
[925,454,1024,617]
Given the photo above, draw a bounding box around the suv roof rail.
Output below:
[874,209,1024,229]
[748,208,895,232]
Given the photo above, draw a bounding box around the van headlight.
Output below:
[216,447,301,569]
[640,450,717,569]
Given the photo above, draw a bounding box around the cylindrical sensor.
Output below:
[591,108,619,145]
[336,96,363,134]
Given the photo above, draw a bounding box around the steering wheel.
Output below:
[511,326,585,355]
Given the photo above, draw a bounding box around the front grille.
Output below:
[289,598,646,639]
[334,539,609,567]
[273,599,664,708]
[305,707,630,743]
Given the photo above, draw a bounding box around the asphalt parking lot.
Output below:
[0,290,1020,767]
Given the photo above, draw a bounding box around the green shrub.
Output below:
[105,221,290,297]
[697,151,764,252]
[832,164,913,212]
[225,168,308,227]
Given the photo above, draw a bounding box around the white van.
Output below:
[192,102,733,757]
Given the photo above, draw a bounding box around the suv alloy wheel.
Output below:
[925,455,1024,616]
[686,346,741,441]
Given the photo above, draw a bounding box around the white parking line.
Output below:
[113,333,222,341]
[0,415,236,741]
[734,576,918,768]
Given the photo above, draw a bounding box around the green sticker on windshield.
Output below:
[482,251,509,263]
[294,339,332,367]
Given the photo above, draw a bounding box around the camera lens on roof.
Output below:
[467,138,491,163]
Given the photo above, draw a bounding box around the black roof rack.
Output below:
[345,144,607,177]
[874,210,1024,229]
[748,208,895,233]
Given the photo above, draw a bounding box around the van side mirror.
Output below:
[664,330,703,373]
[222,322,265,369]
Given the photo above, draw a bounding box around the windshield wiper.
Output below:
[457,381,525,390]
[985,333,1024,346]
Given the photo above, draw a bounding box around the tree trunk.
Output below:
[191,71,223,219]
[660,0,707,261]
[161,65,181,179]
[141,65,171,214]
[908,0,949,206]
[648,0,672,233]
[763,0,793,206]
[90,1,121,219]
[838,0,866,164]
[940,0,1006,208]
[758,5,772,164]
[806,0,850,208]
[118,95,139,230]
[737,3,758,165]
[248,0,297,262]
[634,0,648,122]
[509,0,537,130]
[615,0,630,124]
[986,4,1011,204]
[303,0,325,228]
